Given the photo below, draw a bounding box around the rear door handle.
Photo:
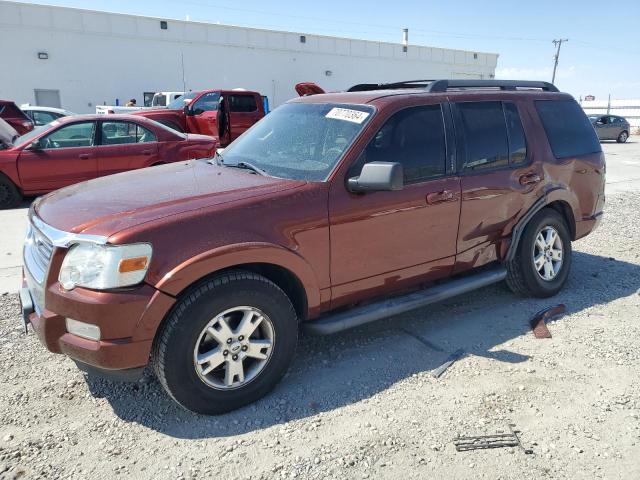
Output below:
[519,173,541,186]
[426,190,455,205]
[78,153,90,160]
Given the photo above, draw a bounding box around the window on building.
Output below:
[535,99,601,158]
[360,105,446,184]
[229,95,258,113]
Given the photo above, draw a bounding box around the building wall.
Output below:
[581,99,640,134]
[0,1,498,113]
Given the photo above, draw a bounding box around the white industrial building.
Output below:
[0,1,498,113]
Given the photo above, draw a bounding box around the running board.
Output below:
[304,267,507,335]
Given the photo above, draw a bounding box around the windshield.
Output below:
[220,103,374,181]
[167,92,198,110]
[14,125,48,146]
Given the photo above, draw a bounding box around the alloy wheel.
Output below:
[193,306,275,390]
[532,226,564,281]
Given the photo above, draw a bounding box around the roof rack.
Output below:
[425,79,559,92]
[347,80,435,92]
[346,79,559,93]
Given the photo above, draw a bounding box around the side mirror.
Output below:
[28,139,42,150]
[347,162,404,193]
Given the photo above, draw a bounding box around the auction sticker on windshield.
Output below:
[325,107,370,124]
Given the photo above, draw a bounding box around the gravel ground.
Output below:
[1,192,639,480]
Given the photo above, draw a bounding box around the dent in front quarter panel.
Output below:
[108,182,332,295]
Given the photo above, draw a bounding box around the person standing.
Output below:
[126,99,137,107]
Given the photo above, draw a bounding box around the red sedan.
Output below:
[0,114,217,209]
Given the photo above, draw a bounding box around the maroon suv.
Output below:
[20,80,605,415]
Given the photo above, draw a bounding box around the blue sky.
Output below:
[16,0,640,99]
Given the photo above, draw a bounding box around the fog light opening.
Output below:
[65,318,101,341]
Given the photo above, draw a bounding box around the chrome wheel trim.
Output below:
[193,306,275,390]
[620,131,628,142]
[532,225,564,281]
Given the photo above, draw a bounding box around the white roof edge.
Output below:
[2,0,500,57]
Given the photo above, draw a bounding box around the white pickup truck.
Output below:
[96,91,184,114]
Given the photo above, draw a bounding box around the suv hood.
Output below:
[35,160,305,237]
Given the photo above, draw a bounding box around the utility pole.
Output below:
[551,39,568,84]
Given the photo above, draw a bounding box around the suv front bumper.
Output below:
[20,271,175,380]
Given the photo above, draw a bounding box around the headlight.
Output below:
[59,243,152,290]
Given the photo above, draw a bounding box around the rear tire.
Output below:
[0,174,22,210]
[617,130,629,143]
[505,208,572,298]
[152,270,298,415]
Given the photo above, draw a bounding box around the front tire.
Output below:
[506,208,572,298]
[617,130,629,143]
[152,270,298,415]
[0,174,22,210]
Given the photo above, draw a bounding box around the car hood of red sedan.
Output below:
[35,160,305,237]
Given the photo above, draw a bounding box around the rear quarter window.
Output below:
[535,99,601,158]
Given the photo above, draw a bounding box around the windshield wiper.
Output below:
[223,161,268,176]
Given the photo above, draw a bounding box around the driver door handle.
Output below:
[519,173,541,186]
[78,153,90,160]
[426,190,455,205]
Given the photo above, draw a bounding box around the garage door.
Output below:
[34,89,61,108]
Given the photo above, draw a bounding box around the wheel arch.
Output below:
[546,199,576,240]
[503,187,579,262]
[154,242,320,321]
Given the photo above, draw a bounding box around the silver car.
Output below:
[589,114,630,143]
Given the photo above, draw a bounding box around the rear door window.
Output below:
[361,105,446,184]
[456,101,509,171]
[101,122,157,145]
[503,103,527,165]
[229,94,258,113]
[535,99,601,158]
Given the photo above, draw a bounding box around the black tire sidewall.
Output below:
[0,175,21,210]
[518,209,572,297]
[159,276,298,414]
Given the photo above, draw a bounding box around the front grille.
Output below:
[24,223,54,284]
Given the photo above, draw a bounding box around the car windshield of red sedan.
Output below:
[219,103,374,181]
[13,124,48,147]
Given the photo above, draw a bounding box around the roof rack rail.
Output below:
[347,80,435,92]
[425,79,559,92]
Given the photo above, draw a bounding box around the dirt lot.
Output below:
[1,146,639,479]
